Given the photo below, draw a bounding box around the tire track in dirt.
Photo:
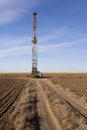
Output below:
[44,79,87,118]
[1,78,86,130]
[4,79,63,130]
[39,79,87,130]
[36,80,63,130]
[24,79,63,130]
[23,80,41,130]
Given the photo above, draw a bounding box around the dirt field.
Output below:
[0,73,87,130]
[48,73,87,97]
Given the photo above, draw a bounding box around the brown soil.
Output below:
[48,73,87,97]
[0,73,87,130]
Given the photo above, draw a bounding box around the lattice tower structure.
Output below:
[32,13,38,74]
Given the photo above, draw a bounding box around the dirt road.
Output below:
[40,79,87,118]
[10,79,63,130]
[0,78,87,130]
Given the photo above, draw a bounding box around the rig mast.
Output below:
[32,12,38,74]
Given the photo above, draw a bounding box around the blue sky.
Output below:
[0,0,87,72]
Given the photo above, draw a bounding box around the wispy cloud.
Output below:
[39,26,69,43]
[0,46,31,58]
[0,26,87,58]
[0,0,38,25]
[0,27,69,48]
[39,38,87,52]
[0,37,87,58]
[0,35,31,48]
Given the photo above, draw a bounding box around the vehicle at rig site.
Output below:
[32,71,42,78]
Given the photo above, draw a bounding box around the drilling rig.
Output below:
[31,12,42,78]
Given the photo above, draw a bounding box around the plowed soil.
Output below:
[0,73,87,130]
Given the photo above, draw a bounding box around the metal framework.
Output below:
[32,13,38,74]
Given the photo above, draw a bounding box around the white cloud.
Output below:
[0,26,87,58]
[0,0,38,24]
[0,37,87,58]
[0,45,31,58]
[0,35,31,48]
[39,26,69,42]
[39,38,87,52]
[0,27,68,48]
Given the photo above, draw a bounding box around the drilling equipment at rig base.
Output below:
[31,12,42,78]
